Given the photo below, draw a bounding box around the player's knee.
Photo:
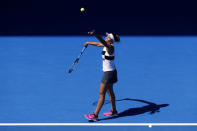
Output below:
[99,92,104,97]
[99,91,105,98]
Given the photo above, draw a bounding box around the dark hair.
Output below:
[112,33,120,42]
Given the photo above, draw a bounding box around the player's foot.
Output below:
[103,110,118,117]
[84,113,98,122]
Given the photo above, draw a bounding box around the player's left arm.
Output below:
[88,30,111,48]
[88,30,114,54]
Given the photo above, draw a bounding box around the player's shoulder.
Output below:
[106,45,114,55]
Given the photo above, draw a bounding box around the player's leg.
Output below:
[103,84,118,116]
[107,84,117,112]
[94,82,108,116]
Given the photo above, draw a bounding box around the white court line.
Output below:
[0,123,197,126]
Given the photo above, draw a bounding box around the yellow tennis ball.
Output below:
[80,8,85,12]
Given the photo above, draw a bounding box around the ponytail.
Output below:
[112,33,120,42]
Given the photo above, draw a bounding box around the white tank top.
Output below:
[102,47,116,72]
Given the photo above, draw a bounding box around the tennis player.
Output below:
[84,30,120,121]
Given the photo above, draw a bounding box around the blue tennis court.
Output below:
[0,36,197,123]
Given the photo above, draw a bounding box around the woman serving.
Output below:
[84,30,120,121]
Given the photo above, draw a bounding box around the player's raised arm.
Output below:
[88,30,111,48]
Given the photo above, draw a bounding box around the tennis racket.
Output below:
[68,47,87,73]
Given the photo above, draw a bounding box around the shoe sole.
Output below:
[84,116,98,122]
[104,114,118,117]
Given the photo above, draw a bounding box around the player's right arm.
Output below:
[84,42,104,47]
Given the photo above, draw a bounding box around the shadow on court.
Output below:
[92,98,169,122]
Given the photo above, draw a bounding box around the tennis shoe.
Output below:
[103,110,118,117]
[84,113,98,122]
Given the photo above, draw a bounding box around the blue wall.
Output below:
[0,0,195,35]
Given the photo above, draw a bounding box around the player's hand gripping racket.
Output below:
[68,47,87,73]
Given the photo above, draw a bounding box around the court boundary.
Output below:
[0,123,197,127]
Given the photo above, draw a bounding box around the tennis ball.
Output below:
[80,8,85,12]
